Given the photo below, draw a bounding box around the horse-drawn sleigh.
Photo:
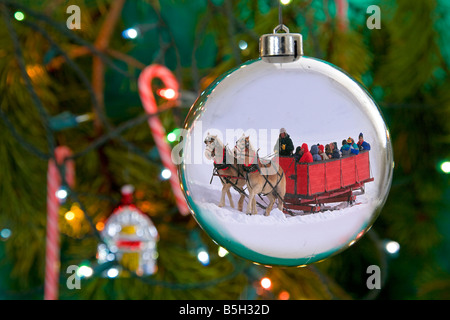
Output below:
[205,134,374,216]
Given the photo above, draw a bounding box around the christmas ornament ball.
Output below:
[178,27,393,266]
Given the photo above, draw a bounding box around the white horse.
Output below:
[204,133,246,211]
[235,134,286,216]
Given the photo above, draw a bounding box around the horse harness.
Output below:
[243,154,284,198]
[241,146,259,174]
[209,144,287,212]
[211,148,246,193]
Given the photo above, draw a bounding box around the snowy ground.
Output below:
[188,177,379,261]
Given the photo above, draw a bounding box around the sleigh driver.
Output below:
[274,128,294,157]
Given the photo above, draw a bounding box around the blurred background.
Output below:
[0,0,449,300]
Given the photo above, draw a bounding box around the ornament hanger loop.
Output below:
[259,0,303,63]
[273,24,290,34]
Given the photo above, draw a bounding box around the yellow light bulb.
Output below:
[65,211,75,221]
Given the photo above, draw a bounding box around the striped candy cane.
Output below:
[336,0,349,31]
[44,146,75,300]
[138,65,189,216]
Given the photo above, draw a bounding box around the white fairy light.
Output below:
[76,265,93,278]
[440,161,450,174]
[238,40,248,50]
[197,249,210,266]
[122,28,138,39]
[385,240,400,255]
[107,267,119,278]
[260,277,272,290]
[55,188,68,200]
[161,168,172,180]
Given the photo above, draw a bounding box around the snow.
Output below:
[187,178,378,260]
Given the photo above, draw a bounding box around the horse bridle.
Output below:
[205,137,216,156]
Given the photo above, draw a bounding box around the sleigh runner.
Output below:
[279,150,374,213]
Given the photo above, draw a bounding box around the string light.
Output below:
[161,168,172,180]
[197,249,210,266]
[158,88,176,100]
[278,290,290,300]
[260,277,272,290]
[167,131,177,142]
[0,228,12,240]
[14,11,25,21]
[64,204,84,223]
[167,129,181,143]
[280,0,291,5]
[385,240,400,255]
[76,265,93,278]
[106,267,119,278]
[238,40,248,50]
[95,221,105,231]
[65,211,75,221]
[440,161,450,174]
[55,188,68,200]
[122,28,138,39]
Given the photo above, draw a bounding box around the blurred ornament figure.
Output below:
[98,185,159,276]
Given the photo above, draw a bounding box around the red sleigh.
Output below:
[279,150,374,213]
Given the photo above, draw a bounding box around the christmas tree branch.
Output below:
[1,3,56,156]
[92,0,126,131]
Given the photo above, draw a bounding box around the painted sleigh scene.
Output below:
[203,130,374,218]
[178,58,392,262]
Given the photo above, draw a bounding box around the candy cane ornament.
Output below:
[44,146,75,300]
[138,65,189,215]
[336,0,349,31]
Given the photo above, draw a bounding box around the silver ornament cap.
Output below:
[259,24,303,63]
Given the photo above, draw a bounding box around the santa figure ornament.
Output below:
[178,23,393,267]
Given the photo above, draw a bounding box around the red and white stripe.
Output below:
[44,146,75,300]
[138,65,189,216]
[336,0,349,31]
